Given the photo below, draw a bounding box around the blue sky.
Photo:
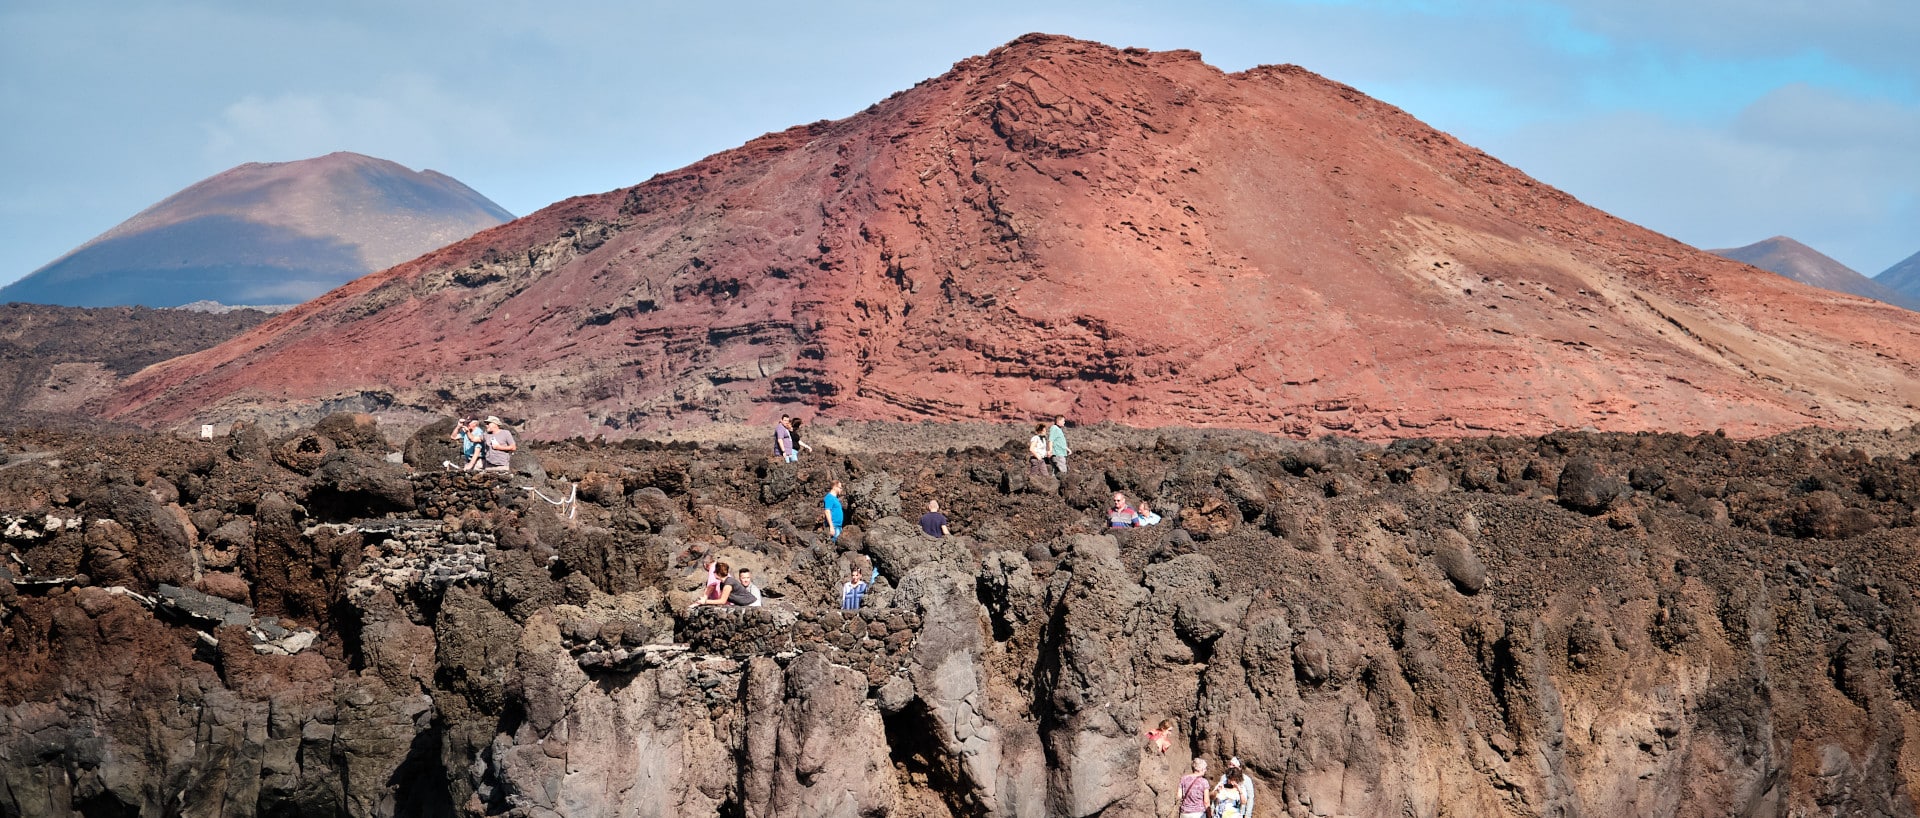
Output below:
[3,0,1916,284]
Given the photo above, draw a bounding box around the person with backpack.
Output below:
[1177,758,1210,818]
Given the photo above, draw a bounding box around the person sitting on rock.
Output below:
[1134,500,1162,527]
[920,499,951,538]
[840,569,869,610]
[462,420,488,471]
[481,416,516,472]
[1108,493,1140,528]
[1144,719,1174,754]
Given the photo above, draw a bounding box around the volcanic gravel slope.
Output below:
[108,34,1920,439]
[4,417,1920,816]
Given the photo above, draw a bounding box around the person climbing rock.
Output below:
[692,561,730,609]
[1145,719,1174,754]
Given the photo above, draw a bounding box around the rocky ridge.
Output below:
[3,415,1920,816]
[107,35,1920,440]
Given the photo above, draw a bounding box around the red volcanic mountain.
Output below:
[108,35,1920,439]
[2,153,512,308]
[1712,236,1919,311]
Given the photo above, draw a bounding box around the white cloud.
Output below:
[201,75,524,169]
[1490,84,1920,273]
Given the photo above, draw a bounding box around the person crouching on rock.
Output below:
[1028,424,1050,478]
[482,416,516,472]
[692,561,730,609]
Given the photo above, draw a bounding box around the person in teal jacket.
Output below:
[1048,416,1071,474]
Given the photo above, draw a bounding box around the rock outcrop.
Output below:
[106,35,1920,440]
[4,418,1920,816]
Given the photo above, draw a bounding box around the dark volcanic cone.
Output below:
[108,35,1920,438]
[2,152,512,308]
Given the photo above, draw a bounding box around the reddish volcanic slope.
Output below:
[108,35,1920,439]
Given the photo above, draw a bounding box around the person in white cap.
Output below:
[1217,756,1254,814]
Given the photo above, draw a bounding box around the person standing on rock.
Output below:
[920,500,950,538]
[776,414,797,463]
[1048,415,1071,474]
[840,568,869,610]
[1028,424,1050,479]
[1217,757,1254,815]
[788,416,814,454]
[823,480,845,542]
[1177,758,1210,818]
[482,417,516,472]
[1210,768,1247,818]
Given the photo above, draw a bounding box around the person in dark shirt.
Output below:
[920,500,950,538]
[727,569,760,607]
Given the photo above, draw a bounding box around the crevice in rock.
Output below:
[882,698,985,818]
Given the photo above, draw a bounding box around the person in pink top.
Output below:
[1177,758,1210,818]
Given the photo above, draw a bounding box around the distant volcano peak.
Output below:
[1,153,512,309]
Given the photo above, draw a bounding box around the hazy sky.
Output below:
[3,0,1916,284]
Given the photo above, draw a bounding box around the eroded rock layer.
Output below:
[106,35,1920,439]
[3,417,1920,817]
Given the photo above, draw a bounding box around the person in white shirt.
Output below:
[1217,757,1254,814]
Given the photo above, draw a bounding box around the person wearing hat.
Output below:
[482,416,517,472]
[1216,756,1254,815]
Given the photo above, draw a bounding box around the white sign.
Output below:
[201,425,215,439]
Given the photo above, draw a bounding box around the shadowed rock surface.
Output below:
[108,35,1920,440]
[3,416,1920,816]
[0,303,270,417]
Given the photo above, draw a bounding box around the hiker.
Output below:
[1108,493,1140,528]
[789,416,814,453]
[1217,757,1255,815]
[823,481,845,542]
[1144,719,1174,754]
[920,499,951,538]
[776,414,797,463]
[840,568,870,610]
[1211,768,1248,818]
[1028,424,1049,478]
[1135,500,1162,527]
[1177,759,1210,818]
[1048,416,1070,474]
[482,416,516,472]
